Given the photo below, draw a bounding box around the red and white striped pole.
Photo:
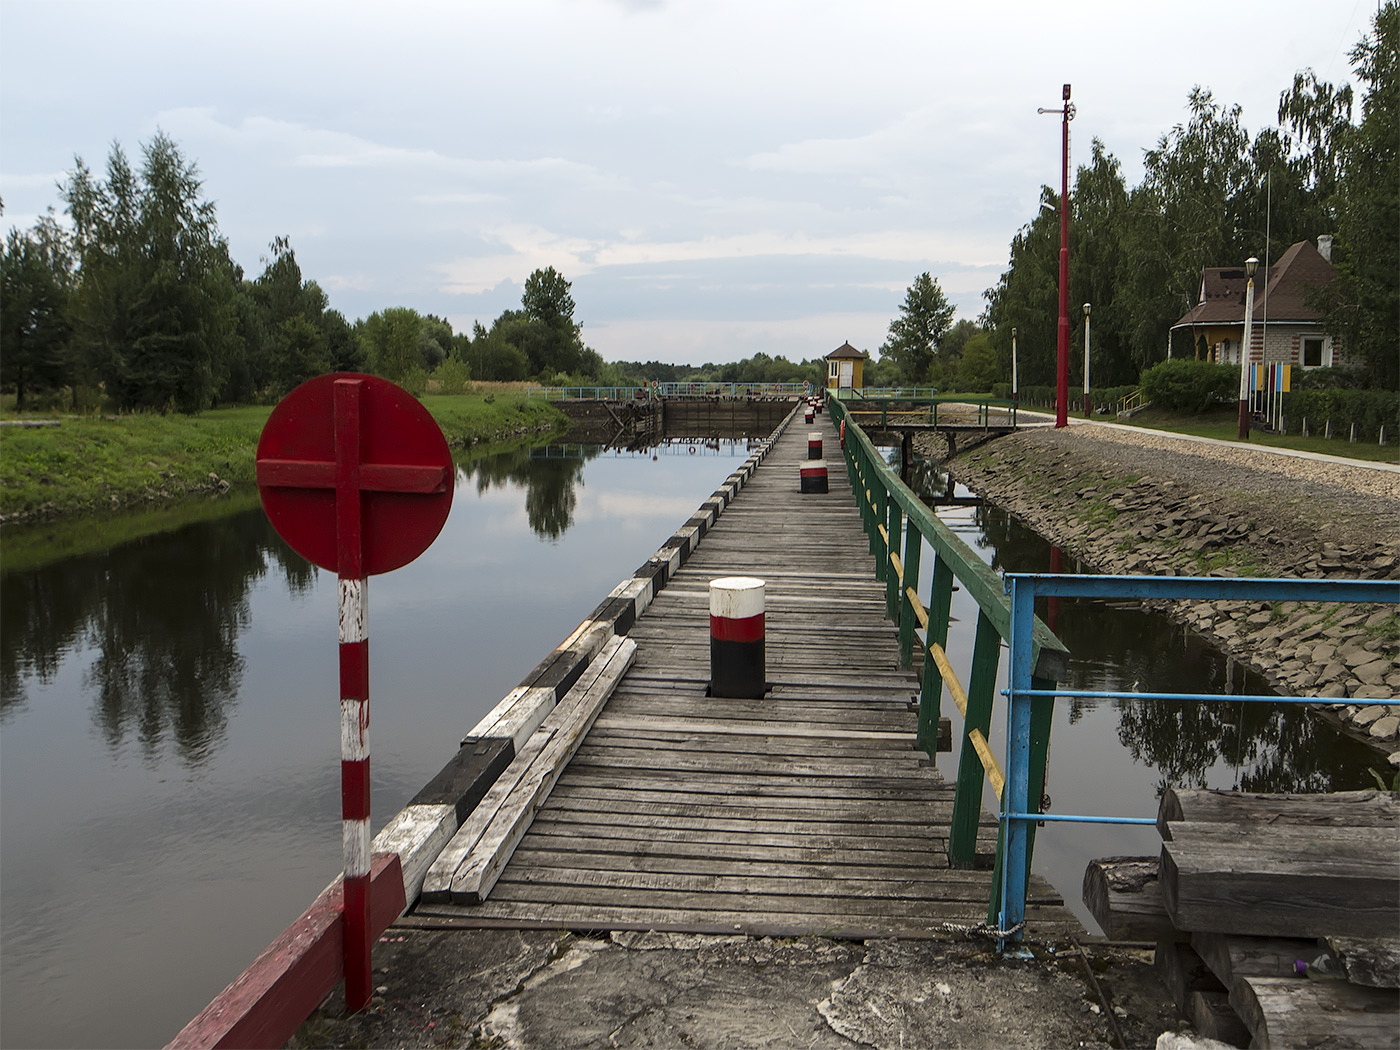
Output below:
[334,379,372,1012]
[709,577,766,699]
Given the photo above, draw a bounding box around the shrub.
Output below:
[1287,387,1399,441]
[1139,360,1239,413]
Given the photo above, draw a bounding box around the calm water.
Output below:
[0,439,756,1050]
[1,438,1382,1048]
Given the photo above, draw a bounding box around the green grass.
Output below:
[0,391,567,524]
[1117,405,1400,464]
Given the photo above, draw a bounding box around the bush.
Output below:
[1139,360,1239,413]
[1287,387,1399,441]
[432,357,471,396]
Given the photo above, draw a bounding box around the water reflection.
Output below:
[959,499,1379,797]
[1,514,315,767]
[457,445,594,541]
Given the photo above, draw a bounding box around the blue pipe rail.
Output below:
[998,572,1400,948]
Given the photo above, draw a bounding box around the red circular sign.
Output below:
[256,373,454,576]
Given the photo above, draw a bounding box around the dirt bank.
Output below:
[923,423,1400,758]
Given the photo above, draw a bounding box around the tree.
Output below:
[358,307,423,382]
[879,273,956,383]
[522,266,576,329]
[0,227,73,410]
[953,332,1001,392]
[518,267,584,376]
[62,133,238,412]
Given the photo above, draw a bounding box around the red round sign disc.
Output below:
[256,373,454,576]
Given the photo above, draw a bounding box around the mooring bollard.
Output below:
[808,432,823,460]
[800,459,828,493]
[710,576,765,699]
[804,405,814,424]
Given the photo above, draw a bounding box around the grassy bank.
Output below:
[1117,405,1399,464]
[0,388,566,524]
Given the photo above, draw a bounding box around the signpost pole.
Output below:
[334,378,373,1012]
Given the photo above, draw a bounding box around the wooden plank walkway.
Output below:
[413,409,1079,940]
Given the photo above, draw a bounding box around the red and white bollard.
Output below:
[804,404,814,424]
[808,432,823,460]
[709,577,766,699]
[800,460,828,493]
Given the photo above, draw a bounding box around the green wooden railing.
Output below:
[841,395,1019,429]
[828,397,1068,918]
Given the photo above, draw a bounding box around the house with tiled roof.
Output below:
[1170,238,1342,371]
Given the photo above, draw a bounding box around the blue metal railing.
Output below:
[997,572,1400,947]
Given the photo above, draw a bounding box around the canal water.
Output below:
[1,436,1382,1048]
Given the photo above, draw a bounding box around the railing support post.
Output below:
[885,499,902,621]
[948,610,1001,867]
[897,519,922,670]
[917,555,954,755]
[998,578,1037,946]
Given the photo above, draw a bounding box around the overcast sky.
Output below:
[0,0,1377,366]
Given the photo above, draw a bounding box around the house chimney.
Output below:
[1317,234,1334,262]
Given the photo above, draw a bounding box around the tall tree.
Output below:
[62,133,238,412]
[0,227,73,410]
[879,273,956,383]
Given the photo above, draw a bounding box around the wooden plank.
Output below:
[448,637,637,903]
[1082,856,1185,943]
[1161,823,1400,939]
[1185,990,1251,1047]
[501,847,959,883]
[1326,937,1400,989]
[419,725,558,903]
[1158,787,1400,840]
[522,816,938,852]
[1153,939,1225,1012]
[1229,975,1400,1050]
[1191,931,1319,985]
[591,712,916,744]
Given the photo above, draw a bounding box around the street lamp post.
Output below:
[1011,327,1019,405]
[1039,85,1075,428]
[1082,303,1091,418]
[1237,257,1259,440]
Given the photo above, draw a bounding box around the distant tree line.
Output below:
[0,135,607,413]
[877,3,1396,394]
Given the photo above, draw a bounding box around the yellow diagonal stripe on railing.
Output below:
[889,551,902,578]
[927,642,968,717]
[968,729,1005,798]
[905,587,929,629]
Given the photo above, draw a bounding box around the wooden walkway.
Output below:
[412,409,1078,940]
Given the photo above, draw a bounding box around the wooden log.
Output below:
[1228,975,1400,1050]
[1082,856,1185,942]
[1191,931,1319,985]
[1185,990,1251,1047]
[1326,937,1400,989]
[1154,939,1225,1012]
[1157,788,1400,841]
[1161,822,1400,940]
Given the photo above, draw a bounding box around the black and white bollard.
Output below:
[804,404,814,424]
[710,576,765,699]
[808,432,823,460]
[800,460,828,493]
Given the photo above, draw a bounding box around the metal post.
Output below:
[1082,303,1092,418]
[1011,327,1018,406]
[999,577,1037,947]
[1238,258,1258,440]
[333,378,372,1012]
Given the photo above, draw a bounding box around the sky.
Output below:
[0,0,1378,367]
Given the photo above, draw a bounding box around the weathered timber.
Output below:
[1158,787,1400,841]
[1154,939,1226,1012]
[1160,822,1400,939]
[1082,856,1185,943]
[1327,937,1400,989]
[1191,930,1320,985]
[1185,990,1252,1047]
[1228,975,1399,1050]
[449,636,637,903]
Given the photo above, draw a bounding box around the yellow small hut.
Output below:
[826,341,864,392]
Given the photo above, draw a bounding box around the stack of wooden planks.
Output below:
[1084,788,1399,1048]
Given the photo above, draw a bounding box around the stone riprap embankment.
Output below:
[921,423,1400,760]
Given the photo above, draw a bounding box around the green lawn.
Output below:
[0,391,566,522]
[1115,405,1399,464]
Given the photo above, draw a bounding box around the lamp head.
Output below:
[1245,257,1259,278]
[1083,302,1091,317]
[1012,327,1017,338]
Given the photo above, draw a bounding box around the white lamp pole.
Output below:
[1082,303,1091,418]
[1237,257,1258,440]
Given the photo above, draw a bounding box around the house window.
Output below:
[1302,338,1327,368]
